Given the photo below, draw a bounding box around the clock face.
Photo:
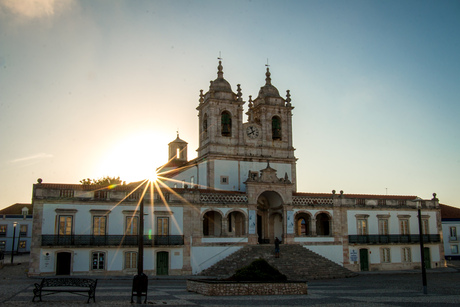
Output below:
[246,125,259,139]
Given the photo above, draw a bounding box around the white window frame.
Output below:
[157,217,169,236]
[220,175,229,185]
[355,214,369,235]
[381,248,391,263]
[91,251,106,270]
[0,225,7,237]
[125,251,137,269]
[55,209,77,235]
[398,216,410,235]
[377,215,390,235]
[402,247,411,262]
[450,227,457,241]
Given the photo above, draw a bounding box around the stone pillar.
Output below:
[28,200,43,276]
[221,216,228,237]
[311,218,317,236]
[181,205,193,274]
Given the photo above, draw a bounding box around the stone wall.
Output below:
[187,279,307,296]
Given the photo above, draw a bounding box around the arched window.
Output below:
[295,213,311,236]
[227,211,246,236]
[272,116,281,140]
[202,114,208,134]
[221,111,232,137]
[316,213,331,236]
[203,211,222,236]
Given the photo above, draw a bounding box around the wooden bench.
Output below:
[32,277,97,303]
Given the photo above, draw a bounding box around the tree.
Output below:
[80,176,125,186]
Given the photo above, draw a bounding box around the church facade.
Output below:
[28,61,444,277]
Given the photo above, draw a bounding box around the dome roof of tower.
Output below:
[257,67,281,98]
[168,133,188,145]
[210,77,233,93]
[209,60,233,93]
[258,84,281,98]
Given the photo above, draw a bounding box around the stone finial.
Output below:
[332,190,336,195]
[217,60,223,79]
[237,84,242,101]
[199,89,204,103]
[248,95,253,108]
[37,178,43,184]
[286,90,291,106]
[265,67,271,85]
[432,193,438,201]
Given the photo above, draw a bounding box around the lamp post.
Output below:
[131,184,148,304]
[416,198,428,294]
[10,222,17,265]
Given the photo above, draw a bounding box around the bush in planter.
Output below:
[227,258,287,282]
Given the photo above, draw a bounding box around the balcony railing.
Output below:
[41,235,184,247]
[348,234,441,244]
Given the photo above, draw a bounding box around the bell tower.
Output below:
[196,60,245,158]
[245,67,295,160]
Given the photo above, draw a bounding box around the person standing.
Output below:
[274,237,281,258]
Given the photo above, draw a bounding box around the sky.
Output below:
[0,0,459,210]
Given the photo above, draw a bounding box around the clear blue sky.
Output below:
[1,0,459,210]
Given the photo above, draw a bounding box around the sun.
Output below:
[148,171,158,182]
[95,132,168,183]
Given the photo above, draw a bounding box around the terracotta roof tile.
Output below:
[440,204,460,219]
[0,203,33,214]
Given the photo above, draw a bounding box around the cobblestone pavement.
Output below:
[1,255,460,306]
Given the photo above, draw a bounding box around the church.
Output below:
[28,61,444,277]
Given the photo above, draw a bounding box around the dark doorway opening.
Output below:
[56,252,71,275]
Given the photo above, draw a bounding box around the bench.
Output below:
[32,277,97,303]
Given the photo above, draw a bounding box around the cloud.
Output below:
[10,153,54,164]
[0,0,74,20]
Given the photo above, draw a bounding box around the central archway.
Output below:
[256,191,284,244]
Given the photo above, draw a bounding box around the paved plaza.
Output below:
[1,255,460,306]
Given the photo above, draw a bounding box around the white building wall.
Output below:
[41,204,183,236]
[198,162,207,189]
[0,216,33,253]
[39,247,184,274]
[347,210,438,235]
[167,166,198,188]
[442,221,460,258]
[304,245,343,265]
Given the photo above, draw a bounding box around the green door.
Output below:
[359,249,369,271]
[423,247,431,269]
[156,252,169,275]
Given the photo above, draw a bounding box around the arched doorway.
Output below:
[202,210,222,237]
[56,252,71,275]
[256,191,284,244]
[295,212,311,236]
[316,212,332,236]
[227,211,246,236]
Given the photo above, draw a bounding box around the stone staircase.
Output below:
[199,244,357,280]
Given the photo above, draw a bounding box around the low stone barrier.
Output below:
[186,279,308,296]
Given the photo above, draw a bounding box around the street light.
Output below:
[10,222,17,265]
[131,183,148,304]
[415,197,428,294]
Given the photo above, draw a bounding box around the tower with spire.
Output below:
[196,60,245,158]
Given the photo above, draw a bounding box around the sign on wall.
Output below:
[248,210,256,234]
[287,211,294,234]
[350,249,358,262]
